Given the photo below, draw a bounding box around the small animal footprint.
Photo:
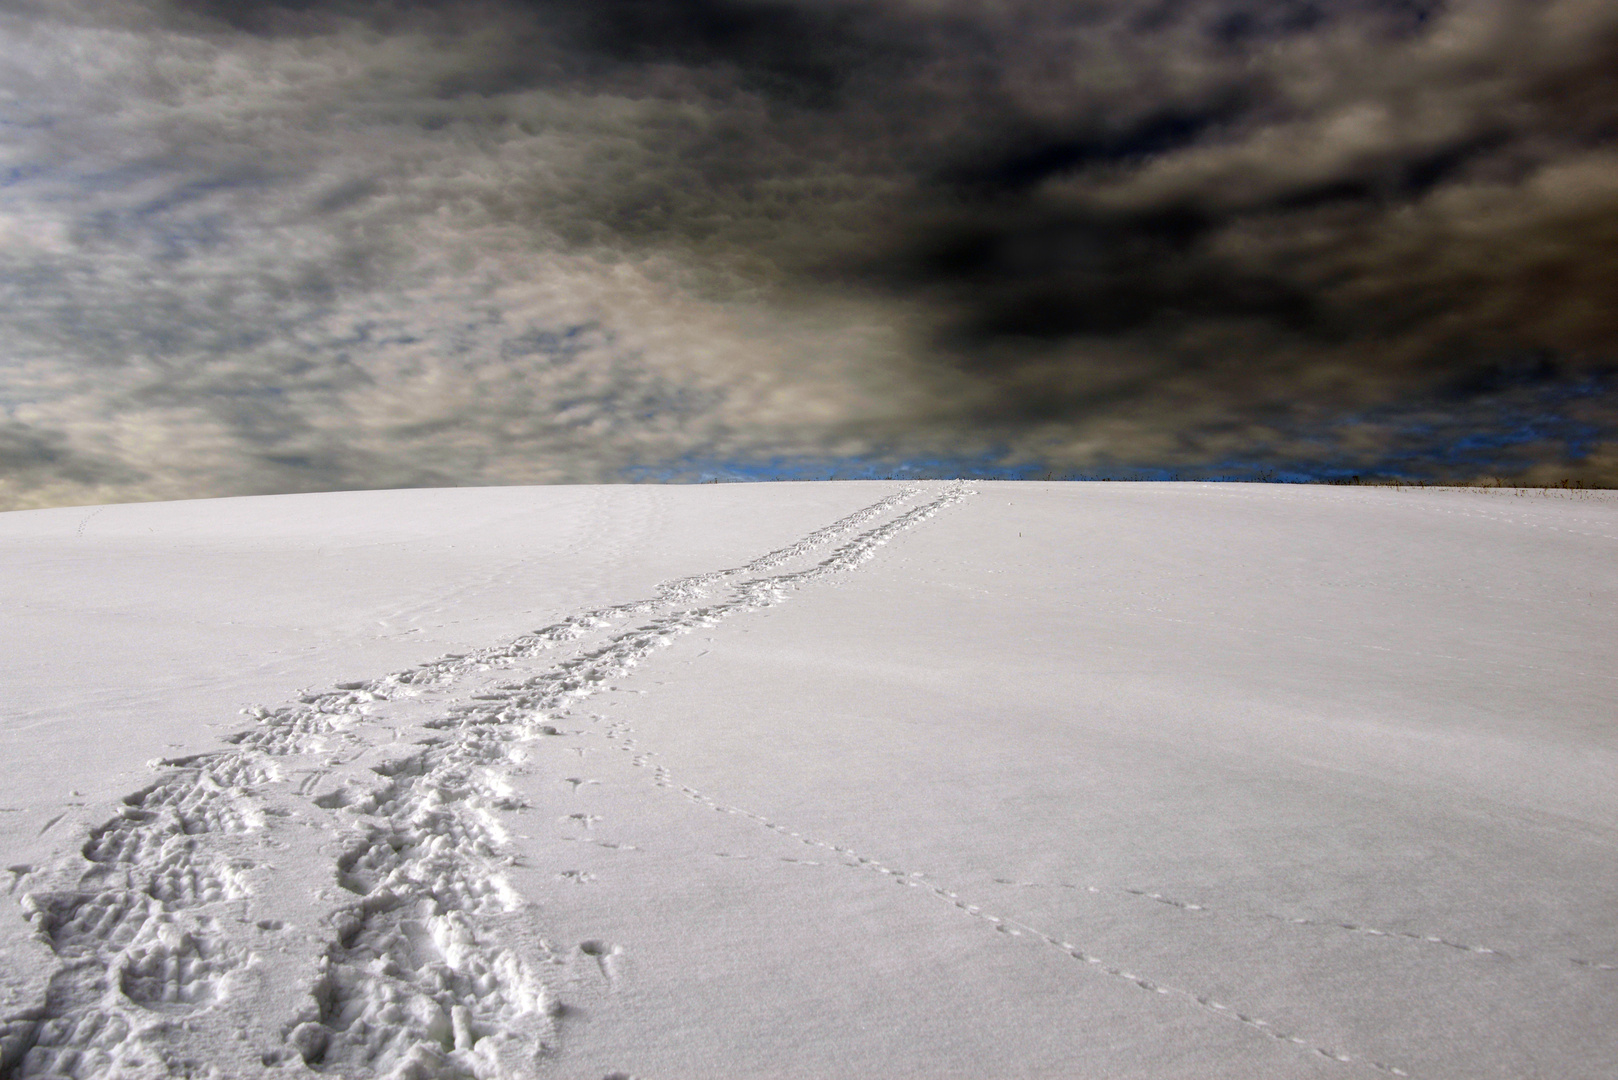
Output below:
[579,940,623,988]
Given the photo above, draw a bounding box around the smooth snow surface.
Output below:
[1,481,1615,1079]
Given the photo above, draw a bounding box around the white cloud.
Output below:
[0,3,955,506]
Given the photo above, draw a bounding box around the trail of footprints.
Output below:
[665,784,1432,1073]
[4,480,1600,1078]
[1,485,948,1078]
[663,773,1592,1077]
[986,880,1508,958]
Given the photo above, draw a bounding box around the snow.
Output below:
[1,481,1614,1079]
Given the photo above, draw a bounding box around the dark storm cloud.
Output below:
[841,2,1618,437]
[1,0,1614,507]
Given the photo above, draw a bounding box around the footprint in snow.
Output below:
[579,940,624,987]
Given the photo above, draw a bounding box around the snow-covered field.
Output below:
[1,481,1614,1079]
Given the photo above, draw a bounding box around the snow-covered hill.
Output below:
[1,482,1614,1079]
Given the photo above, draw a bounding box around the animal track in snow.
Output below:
[1570,958,1618,971]
[1272,914,1505,958]
[577,940,623,990]
[654,782,1413,1077]
[990,879,1511,963]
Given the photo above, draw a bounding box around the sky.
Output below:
[1,0,1615,509]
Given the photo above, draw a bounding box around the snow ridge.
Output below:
[2,484,959,1079]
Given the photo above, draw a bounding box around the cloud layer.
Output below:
[1,0,1615,507]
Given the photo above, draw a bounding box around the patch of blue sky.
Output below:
[626,371,1613,485]
[626,455,1310,483]
[1189,460,1346,483]
[1354,377,1608,472]
[623,448,1040,484]
[0,163,50,189]
[500,323,603,364]
[329,322,429,350]
[134,168,272,215]
[620,448,1200,484]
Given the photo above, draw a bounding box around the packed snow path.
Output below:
[2,487,969,1077]
[1,482,1614,1079]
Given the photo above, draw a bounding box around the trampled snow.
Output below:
[1,481,1614,1078]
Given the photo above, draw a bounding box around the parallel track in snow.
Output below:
[1,485,965,1079]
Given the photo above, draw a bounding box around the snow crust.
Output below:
[1,481,1614,1078]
